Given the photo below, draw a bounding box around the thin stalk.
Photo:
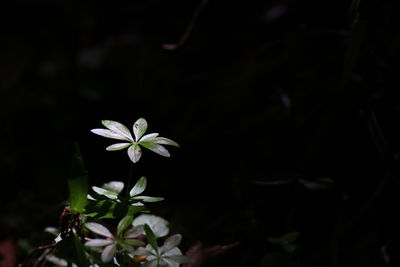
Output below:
[125,164,134,199]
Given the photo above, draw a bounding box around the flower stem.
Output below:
[125,164,134,199]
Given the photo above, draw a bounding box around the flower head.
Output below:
[135,234,194,267]
[91,118,179,163]
[85,219,144,263]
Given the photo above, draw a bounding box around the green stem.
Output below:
[125,164,134,199]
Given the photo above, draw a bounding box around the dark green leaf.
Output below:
[132,196,164,203]
[84,200,115,219]
[260,252,291,267]
[113,202,129,218]
[117,215,134,236]
[268,232,300,246]
[68,143,88,213]
[144,224,158,250]
[73,231,89,266]
[116,253,142,267]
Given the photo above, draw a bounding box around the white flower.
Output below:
[91,118,179,163]
[85,221,144,263]
[135,234,194,267]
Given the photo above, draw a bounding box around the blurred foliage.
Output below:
[1,0,400,266]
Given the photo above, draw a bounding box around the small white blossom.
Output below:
[135,234,193,267]
[85,221,144,263]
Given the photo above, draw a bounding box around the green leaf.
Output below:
[92,187,119,200]
[86,222,113,238]
[139,133,159,142]
[102,120,134,141]
[68,143,88,213]
[72,231,89,266]
[144,224,158,250]
[260,252,308,267]
[84,200,116,218]
[122,239,145,246]
[155,137,180,147]
[91,128,129,141]
[116,253,142,267]
[268,232,299,245]
[106,143,132,151]
[132,196,164,202]
[117,215,134,236]
[113,202,129,218]
[128,144,142,163]
[129,176,147,197]
[139,142,170,157]
[118,241,135,254]
[133,118,148,141]
[103,181,124,194]
[260,252,291,267]
[127,205,148,216]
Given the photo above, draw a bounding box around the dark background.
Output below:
[2,0,400,266]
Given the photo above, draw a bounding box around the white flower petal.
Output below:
[101,244,116,263]
[143,260,158,267]
[125,225,144,238]
[166,255,194,264]
[133,118,148,141]
[54,234,62,243]
[163,234,182,252]
[162,258,180,267]
[134,246,152,257]
[101,120,134,141]
[106,143,132,151]
[85,239,113,247]
[46,255,77,267]
[166,250,194,264]
[86,222,113,238]
[128,144,142,163]
[132,215,169,238]
[90,129,129,141]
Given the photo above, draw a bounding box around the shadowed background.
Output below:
[2,1,400,266]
